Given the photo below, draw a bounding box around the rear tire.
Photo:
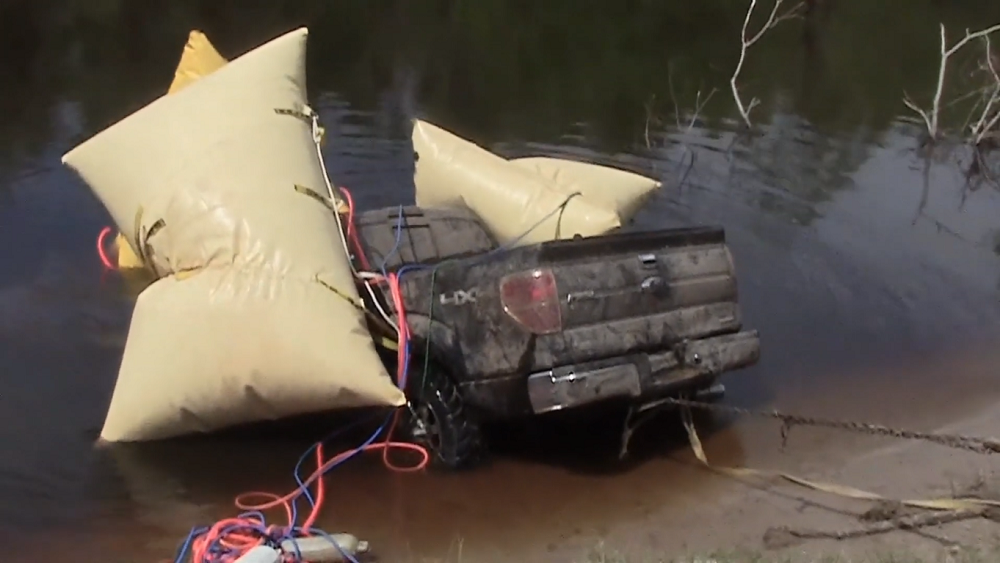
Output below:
[401,362,485,470]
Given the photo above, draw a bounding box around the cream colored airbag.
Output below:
[412,120,622,246]
[62,28,405,443]
[114,30,230,291]
[510,157,660,225]
[112,30,340,283]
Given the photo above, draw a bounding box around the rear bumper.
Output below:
[526,330,760,414]
[458,330,760,419]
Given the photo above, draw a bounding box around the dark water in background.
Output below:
[3,1,1000,561]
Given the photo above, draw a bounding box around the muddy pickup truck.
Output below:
[354,205,760,469]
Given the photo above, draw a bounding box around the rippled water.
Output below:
[3,2,1000,561]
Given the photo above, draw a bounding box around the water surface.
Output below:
[3,2,1000,561]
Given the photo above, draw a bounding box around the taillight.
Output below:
[499,268,562,334]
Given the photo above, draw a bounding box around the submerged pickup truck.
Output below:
[354,206,760,469]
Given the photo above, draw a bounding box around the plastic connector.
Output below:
[233,545,282,563]
[280,534,369,562]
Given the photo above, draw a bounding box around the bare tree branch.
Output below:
[666,59,718,133]
[664,64,718,190]
[904,23,1000,140]
[731,0,804,128]
[643,94,659,150]
[970,35,1000,144]
[667,61,684,130]
[688,88,718,132]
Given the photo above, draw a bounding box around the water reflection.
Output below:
[3,1,1000,561]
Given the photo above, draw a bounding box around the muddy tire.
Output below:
[402,362,485,470]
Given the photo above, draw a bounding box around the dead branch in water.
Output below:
[667,61,718,134]
[903,23,1000,141]
[641,64,718,192]
[671,83,717,190]
[731,0,804,128]
[969,35,1000,145]
[643,94,660,150]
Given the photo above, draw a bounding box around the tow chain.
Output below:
[627,397,1000,550]
[762,507,1000,549]
[656,397,1000,456]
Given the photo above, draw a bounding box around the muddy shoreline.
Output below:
[591,400,1000,563]
[5,3,1000,562]
[16,338,1000,563]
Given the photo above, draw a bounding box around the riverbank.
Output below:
[574,400,1000,563]
[14,356,1000,563]
[590,544,998,563]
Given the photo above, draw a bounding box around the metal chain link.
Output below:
[660,397,1000,455]
[763,508,991,549]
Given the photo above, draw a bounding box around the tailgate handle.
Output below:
[638,252,669,297]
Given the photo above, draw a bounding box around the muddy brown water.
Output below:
[4,2,1000,562]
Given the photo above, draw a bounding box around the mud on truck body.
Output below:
[354,205,760,469]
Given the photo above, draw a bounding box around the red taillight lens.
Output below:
[499,268,562,334]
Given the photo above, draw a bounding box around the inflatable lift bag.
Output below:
[509,157,661,224]
[412,120,622,246]
[62,28,405,443]
[411,120,662,246]
[114,30,229,290]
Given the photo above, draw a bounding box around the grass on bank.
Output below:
[582,544,998,563]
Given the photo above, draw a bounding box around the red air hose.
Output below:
[95,226,116,270]
[178,187,429,563]
[95,188,427,562]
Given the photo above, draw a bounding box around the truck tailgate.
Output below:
[542,226,738,335]
[397,225,748,380]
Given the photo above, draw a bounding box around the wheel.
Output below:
[401,362,485,470]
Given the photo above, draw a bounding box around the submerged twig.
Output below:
[764,508,991,550]
[903,23,1000,140]
[970,35,1000,144]
[643,94,660,150]
[731,0,804,128]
